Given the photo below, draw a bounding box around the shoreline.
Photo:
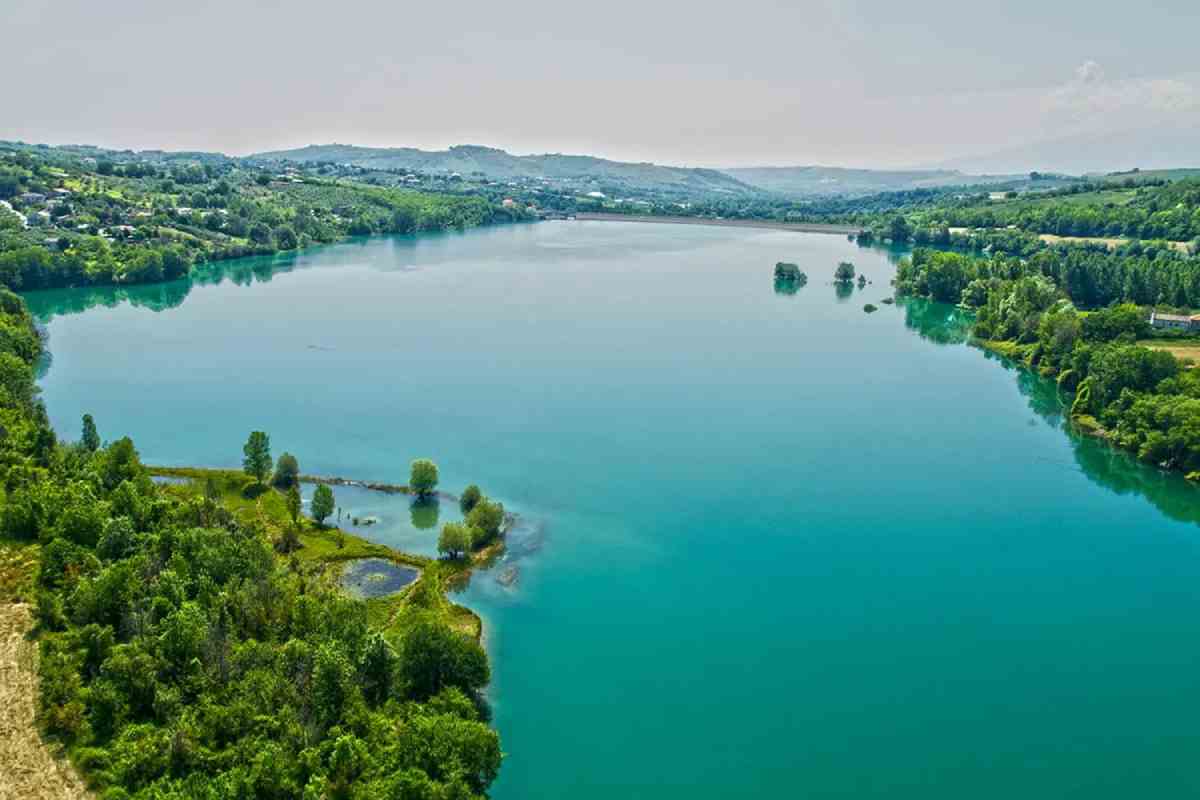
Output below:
[571,212,863,235]
[974,338,1200,483]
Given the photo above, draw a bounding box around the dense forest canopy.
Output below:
[0,282,503,798]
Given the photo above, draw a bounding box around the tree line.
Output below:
[895,250,1200,476]
[895,245,1200,312]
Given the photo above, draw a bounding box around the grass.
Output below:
[149,466,484,641]
[976,339,1033,361]
[0,540,40,605]
[1072,414,1105,435]
[1037,233,1193,254]
[1138,339,1200,363]
[0,604,91,800]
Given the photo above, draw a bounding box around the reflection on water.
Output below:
[1071,435,1200,525]
[897,292,1200,526]
[833,282,854,302]
[22,252,305,325]
[897,296,972,345]
[1004,348,1200,526]
[773,277,800,296]
[410,498,440,530]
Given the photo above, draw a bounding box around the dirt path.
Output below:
[0,604,90,800]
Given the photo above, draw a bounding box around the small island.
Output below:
[774,262,808,295]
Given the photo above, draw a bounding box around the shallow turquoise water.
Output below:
[26,222,1200,798]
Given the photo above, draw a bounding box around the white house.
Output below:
[1149,311,1200,331]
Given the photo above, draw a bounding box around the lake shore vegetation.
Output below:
[894,248,1200,478]
[0,144,531,293]
[0,281,506,797]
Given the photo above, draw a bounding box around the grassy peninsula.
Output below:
[0,285,509,798]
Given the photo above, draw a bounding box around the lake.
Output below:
[26,221,1200,798]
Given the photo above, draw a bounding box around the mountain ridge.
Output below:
[251,143,1021,198]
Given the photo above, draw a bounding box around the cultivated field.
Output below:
[1139,339,1200,363]
[0,603,91,800]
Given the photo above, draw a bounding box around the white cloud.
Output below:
[1043,62,1200,133]
[1074,60,1105,84]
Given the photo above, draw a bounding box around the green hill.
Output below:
[722,165,1021,198]
[252,144,762,197]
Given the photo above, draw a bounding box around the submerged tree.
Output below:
[774,262,804,282]
[80,413,100,452]
[242,431,272,485]
[834,261,856,284]
[410,458,439,497]
[773,262,808,296]
[311,483,335,526]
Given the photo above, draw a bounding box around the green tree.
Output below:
[0,352,35,407]
[249,222,273,245]
[98,437,142,491]
[204,475,221,505]
[286,484,302,527]
[888,216,912,242]
[359,632,398,706]
[410,459,439,497]
[312,642,353,729]
[274,225,299,250]
[399,620,490,701]
[834,262,856,284]
[273,452,299,488]
[242,431,272,484]
[160,602,207,675]
[466,499,504,546]
[311,483,335,526]
[437,522,472,559]
[81,413,100,451]
[459,484,482,514]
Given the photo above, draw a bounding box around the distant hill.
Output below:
[253,143,1026,200]
[252,144,762,197]
[937,123,1200,176]
[721,165,1019,197]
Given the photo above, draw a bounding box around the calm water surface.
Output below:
[26,222,1200,798]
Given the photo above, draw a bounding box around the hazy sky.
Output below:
[5,0,1199,169]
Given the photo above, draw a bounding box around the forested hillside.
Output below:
[0,143,525,292]
[858,176,1200,246]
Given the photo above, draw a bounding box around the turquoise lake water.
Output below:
[25,222,1200,798]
